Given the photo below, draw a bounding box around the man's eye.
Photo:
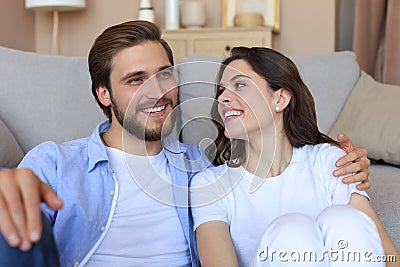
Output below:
[128,77,143,84]
[157,71,172,79]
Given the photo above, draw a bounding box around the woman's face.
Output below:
[217,59,276,141]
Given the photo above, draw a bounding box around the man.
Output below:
[0,21,371,267]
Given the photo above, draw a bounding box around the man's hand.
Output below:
[0,168,63,251]
[334,134,371,191]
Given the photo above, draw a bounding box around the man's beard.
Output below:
[111,97,176,142]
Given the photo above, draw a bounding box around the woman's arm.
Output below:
[349,194,400,267]
[196,221,239,267]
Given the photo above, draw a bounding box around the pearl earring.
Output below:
[275,106,280,111]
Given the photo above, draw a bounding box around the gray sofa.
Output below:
[0,45,398,248]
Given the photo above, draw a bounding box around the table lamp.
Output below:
[25,0,86,55]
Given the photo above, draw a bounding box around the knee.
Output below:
[270,213,317,237]
[316,205,383,255]
[317,205,377,234]
[260,213,323,248]
[0,211,58,267]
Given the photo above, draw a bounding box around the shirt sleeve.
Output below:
[18,142,58,185]
[190,166,231,230]
[318,144,369,205]
[18,141,59,222]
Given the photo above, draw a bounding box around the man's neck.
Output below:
[102,122,163,156]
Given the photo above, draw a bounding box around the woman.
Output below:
[190,47,399,267]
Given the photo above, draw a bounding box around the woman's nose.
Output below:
[218,88,232,103]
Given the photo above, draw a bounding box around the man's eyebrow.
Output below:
[158,65,173,72]
[120,65,173,82]
[120,70,145,82]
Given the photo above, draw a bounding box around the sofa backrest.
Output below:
[0,46,104,153]
[0,46,360,154]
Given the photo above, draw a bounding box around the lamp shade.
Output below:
[25,0,86,11]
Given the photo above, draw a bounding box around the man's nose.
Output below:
[145,77,165,99]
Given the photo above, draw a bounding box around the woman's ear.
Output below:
[96,86,111,106]
[274,88,291,112]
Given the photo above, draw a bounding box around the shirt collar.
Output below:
[162,135,188,157]
[87,120,111,172]
[86,120,188,172]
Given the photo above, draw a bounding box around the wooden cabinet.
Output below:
[162,27,273,63]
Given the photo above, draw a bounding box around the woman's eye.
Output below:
[235,82,246,89]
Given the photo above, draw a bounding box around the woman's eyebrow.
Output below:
[230,74,250,82]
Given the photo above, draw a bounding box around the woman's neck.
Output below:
[243,130,293,178]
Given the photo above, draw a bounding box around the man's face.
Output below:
[109,42,178,141]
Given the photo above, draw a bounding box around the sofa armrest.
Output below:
[0,118,24,168]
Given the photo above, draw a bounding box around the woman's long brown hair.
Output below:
[207,47,339,166]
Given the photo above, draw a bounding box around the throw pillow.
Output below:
[329,71,400,166]
[0,119,24,168]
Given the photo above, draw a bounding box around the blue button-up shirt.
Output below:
[19,120,209,267]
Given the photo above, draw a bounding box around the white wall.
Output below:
[31,0,338,57]
[0,0,35,52]
[278,0,337,56]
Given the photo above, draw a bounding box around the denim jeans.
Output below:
[0,212,58,267]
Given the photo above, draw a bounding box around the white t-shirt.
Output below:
[190,143,368,267]
[87,147,190,267]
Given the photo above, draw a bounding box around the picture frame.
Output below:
[222,0,280,31]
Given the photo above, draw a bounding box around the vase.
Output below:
[138,0,155,23]
[234,12,264,27]
[180,1,206,28]
[165,0,180,30]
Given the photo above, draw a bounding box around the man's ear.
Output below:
[96,86,111,106]
[274,88,291,112]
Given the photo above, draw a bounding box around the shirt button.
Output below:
[101,170,106,175]
[109,190,115,196]
[100,226,106,232]
[73,262,79,266]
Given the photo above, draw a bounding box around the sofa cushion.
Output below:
[368,164,400,248]
[0,46,105,153]
[177,55,223,147]
[0,118,24,168]
[292,51,360,134]
[330,71,400,165]
[177,51,360,146]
